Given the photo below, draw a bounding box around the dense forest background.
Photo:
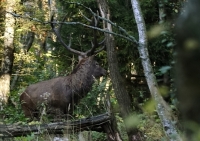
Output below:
[1,0,200,141]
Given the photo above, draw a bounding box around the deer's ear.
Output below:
[90,55,95,60]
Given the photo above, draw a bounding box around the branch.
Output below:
[68,2,138,44]
[79,10,92,22]
[0,113,111,138]
[6,11,48,24]
[7,9,138,45]
[56,21,135,43]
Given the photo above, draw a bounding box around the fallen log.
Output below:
[0,113,111,138]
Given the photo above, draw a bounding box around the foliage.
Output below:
[0,89,28,123]
[73,78,116,119]
[15,133,35,141]
[137,113,166,141]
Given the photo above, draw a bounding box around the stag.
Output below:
[20,15,106,119]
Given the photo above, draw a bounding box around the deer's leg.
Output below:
[20,93,36,120]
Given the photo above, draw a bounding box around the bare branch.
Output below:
[79,10,92,22]
[67,2,138,44]
[7,7,138,45]
[57,21,136,43]
[6,11,47,24]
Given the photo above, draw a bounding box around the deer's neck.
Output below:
[70,66,94,96]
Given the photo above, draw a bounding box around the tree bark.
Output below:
[0,113,111,138]
[175,0,200,139]
[97,1,142,141]
[131,0,182,140]
[0,0,16,108]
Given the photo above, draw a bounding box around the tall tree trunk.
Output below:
[97,1,142,141]
[131,0,182,140]
[175,0,200,139]
[0,0,16,109]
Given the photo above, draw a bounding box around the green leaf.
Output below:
[159,66,171,74]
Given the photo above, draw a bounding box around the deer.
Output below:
[20,15,106,120]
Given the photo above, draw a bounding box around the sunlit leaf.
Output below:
[142,99,156,114]
[159,66,171,74]
[125,114,140,129]
[166,42,174,47]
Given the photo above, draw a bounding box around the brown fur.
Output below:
[20,56,106,119]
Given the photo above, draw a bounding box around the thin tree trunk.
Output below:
[157,0,166,23]
[131,0,182,140]
[97,1,142,141]
[0,0,16,109]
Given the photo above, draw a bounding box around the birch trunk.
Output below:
[0,0,16,108]
[131,0,182,140]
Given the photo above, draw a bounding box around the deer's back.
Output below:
[21,76,72,108]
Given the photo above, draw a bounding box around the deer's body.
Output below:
[20,56,106,119]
